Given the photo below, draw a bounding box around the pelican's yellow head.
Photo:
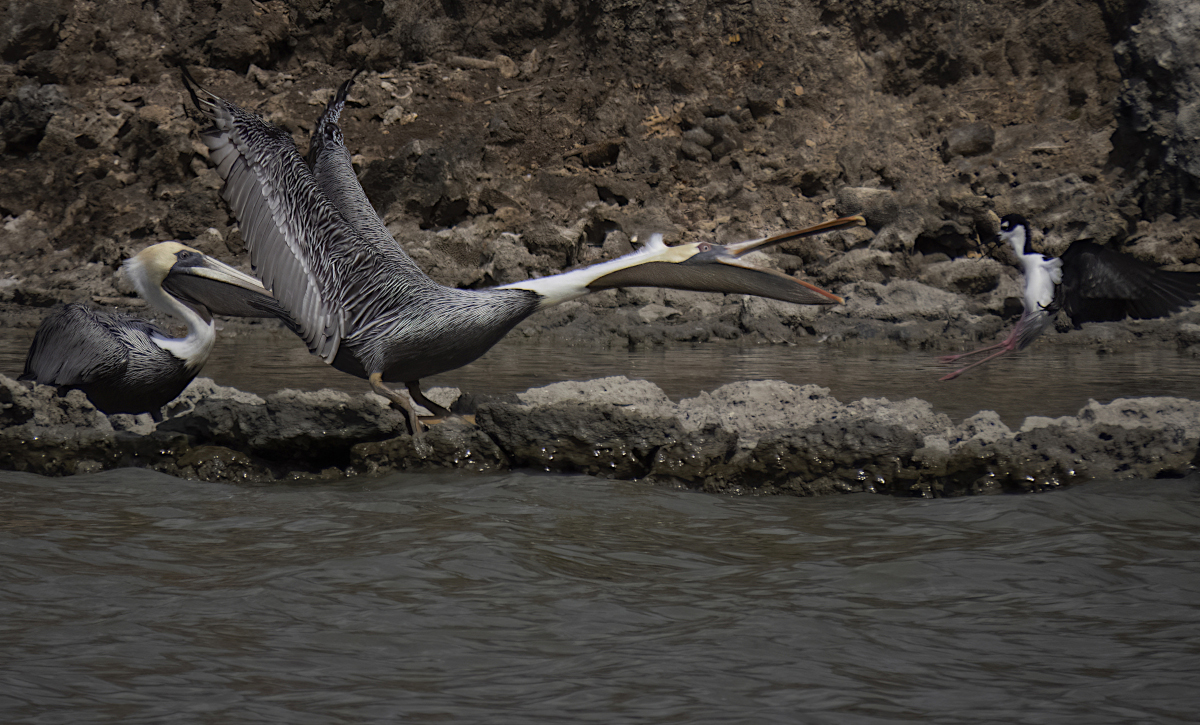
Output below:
[121,240,293,334]
[123,241,271,301]
[123,241,200,298]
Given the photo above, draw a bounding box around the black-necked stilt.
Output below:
[939,213,1200,381]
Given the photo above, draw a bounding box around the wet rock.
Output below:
[476,377,682,478]
[726,396,951,496]
[514,377,676,419]
[174,445,271,483]
[0,374,111,430]
[352,417,509,475]
[1179,322,1200,347]
[922,397,1200,494]
[650,426,739,484]
[158,387,410,466]
[676,381,840,447]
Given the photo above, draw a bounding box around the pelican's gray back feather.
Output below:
[21,303,193,415]
[21,304,137,386]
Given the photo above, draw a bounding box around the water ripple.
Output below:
[2,470,1199,723]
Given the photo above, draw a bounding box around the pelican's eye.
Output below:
[697,242,712,252]
[176,250,196,262]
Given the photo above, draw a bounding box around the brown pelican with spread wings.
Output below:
[183,70,865,432]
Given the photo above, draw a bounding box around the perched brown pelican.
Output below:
[21,242,293,420]
[939,213,1200,380]
[182,70,865,432]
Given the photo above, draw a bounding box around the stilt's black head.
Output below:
[997,214,1035,255]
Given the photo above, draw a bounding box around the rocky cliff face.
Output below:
[0,0,1197,348]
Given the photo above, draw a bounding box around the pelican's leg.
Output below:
[369,372,423,435]
[406,381,452,418]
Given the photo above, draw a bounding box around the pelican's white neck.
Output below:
[123,254,216,370]
[498,234,675,308]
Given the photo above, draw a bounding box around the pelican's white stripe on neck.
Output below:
[123,246,216,370]
[499,234,693,308]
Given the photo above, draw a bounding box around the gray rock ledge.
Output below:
[1,374,1196,495]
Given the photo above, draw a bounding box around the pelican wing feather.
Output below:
[308,72,424,274]
[182,70,390,363]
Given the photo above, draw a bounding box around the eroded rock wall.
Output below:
[0,0,1196,353]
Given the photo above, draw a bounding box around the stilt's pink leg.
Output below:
[937,321,1026,371]
[937,339,1009,364]
[938,345,1017,381]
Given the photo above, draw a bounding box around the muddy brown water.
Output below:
[2,469,1198,722]
[3,328,1199,425]
[3,331,1200,721]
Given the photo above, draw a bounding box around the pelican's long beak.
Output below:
[161,250,297,324]
[583,215,866,305]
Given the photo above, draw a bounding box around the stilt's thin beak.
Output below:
[162,253,297,324]
[585,215,866,305]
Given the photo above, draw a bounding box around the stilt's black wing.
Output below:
[1057,241,1200,326]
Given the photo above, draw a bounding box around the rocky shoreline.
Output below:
[3,372,1196,494]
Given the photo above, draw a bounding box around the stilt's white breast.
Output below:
[1021,254,1063,311]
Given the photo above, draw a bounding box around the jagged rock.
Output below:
[941,122,996,161]
[820,248,901,285]
[1,373,1196,493]
[477,378,682,478]
[351,417,509,475]
[919,257,1006,297]
[157,387,410,465]
[836,187,902,226]
[835,280,967,322]
[1111,0,1200,217]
